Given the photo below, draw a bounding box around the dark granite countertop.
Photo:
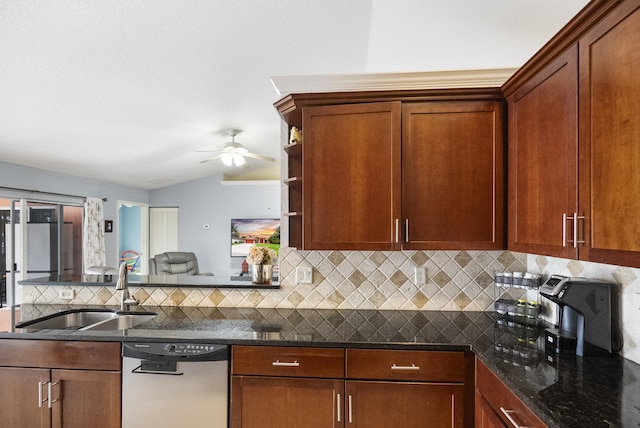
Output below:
[18,273,279,289]
[2,304,639,427]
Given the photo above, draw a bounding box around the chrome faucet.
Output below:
[116,263,139,311]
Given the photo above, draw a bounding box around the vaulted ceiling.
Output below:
[0,0,588,189]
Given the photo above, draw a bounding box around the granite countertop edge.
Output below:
[1,305,636,428]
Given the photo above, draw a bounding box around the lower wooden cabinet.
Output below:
[475,391,509,428]
[0,340,122,428]
[346,349,468,427]
[475,358,547,428]
[346,380,465,427]
[231,376,343,428]
[231,346,345,428]
[231,346,470,428]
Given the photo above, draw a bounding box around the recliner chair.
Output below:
[151,252,202,275]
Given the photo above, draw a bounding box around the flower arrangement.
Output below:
[246,246,277,266]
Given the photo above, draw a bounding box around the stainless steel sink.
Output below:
[15,309,156,331]
[80,313,156,331]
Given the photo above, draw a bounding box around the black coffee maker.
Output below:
[540,275,621,357]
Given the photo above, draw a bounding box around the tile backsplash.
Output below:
[22,248,640,364]
[526,254,640,365]
[23,249,526,311]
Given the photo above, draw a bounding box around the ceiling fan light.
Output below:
[221,152,233,166]
[233,153,246,166]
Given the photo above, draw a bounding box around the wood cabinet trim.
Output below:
[502,0,622,96]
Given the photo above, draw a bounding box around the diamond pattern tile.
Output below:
[21,250,535,313]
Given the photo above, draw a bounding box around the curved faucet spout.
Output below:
[116,263,138,310]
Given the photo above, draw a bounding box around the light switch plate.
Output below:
[295,266,313,284]
[414,267,426,285]
[59,289,75,300]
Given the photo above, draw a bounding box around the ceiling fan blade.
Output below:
[199,153,223,163]
[243,152,276,163]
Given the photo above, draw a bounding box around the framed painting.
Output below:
[231,218,280,257]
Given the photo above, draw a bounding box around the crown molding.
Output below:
[271,68,518,96]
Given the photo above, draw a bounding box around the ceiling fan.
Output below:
[199,131,276,167]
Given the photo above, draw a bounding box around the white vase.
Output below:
[251,264,272,285]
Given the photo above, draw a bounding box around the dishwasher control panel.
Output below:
[123,342,229,361]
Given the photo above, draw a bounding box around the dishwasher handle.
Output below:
[129,359,184,376]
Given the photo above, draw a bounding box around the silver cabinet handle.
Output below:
[272,360,300,367]
[391,363,420,370]
[405,219,409,243]
[48,382,59,408]
[38,381,47,408]
[574,213,585,245]
[336,393,341,422]
[564,213,585,248]
[395,219,399,243]
[348,394,353,424]
[500,407,529,428]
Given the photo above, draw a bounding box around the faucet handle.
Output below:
[123,293,139,306]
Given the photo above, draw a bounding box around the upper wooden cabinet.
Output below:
[507,46,579,258]
[578,0,640,267]
[505,0,640,268]
[402,102,504,250]
[277,91,505,251]
[302,102,401,250]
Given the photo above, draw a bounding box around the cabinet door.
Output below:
[346,380,464,427]
[579,0,640,268]
[402,101,504,250]
[51,369,121,428]
[475,391,507,428]
[231,376,344,428]
[507,47,579,258]
[302,102,401,250]
[476,360,547,428]
[0,367,50,428]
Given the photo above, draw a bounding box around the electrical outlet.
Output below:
[295,266,313,284]
[58,289,75,300]
[414,267,426,285]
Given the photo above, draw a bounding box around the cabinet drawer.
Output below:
[346,349,466,382]
[476,359,547,428]
[232,346,344,378]
[0,339,121,371]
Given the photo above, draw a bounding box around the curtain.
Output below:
[83,197,106,271]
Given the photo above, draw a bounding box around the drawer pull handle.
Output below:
[272,360,300,367]
[38,381,47,408]
[500,407,529,428]
[391,363,420,371]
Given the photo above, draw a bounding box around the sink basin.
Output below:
[15,309,156,331]
[81,313,156,331]
[16,309,118,330]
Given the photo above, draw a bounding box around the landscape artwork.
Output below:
[231,218,280,257]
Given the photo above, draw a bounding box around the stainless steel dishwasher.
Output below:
[122,342,229,428]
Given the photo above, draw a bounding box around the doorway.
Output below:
[117,201,149,275]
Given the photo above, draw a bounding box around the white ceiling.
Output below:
[0,0,589,190]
